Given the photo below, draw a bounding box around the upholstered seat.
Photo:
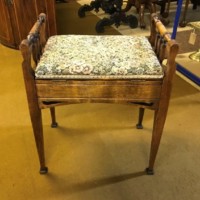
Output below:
[35,35,163,80]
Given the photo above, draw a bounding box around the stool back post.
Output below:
[19,13,48,173]
[150,13,179,112]
[147,13,179,172]
[20,13,47,108]
[149,13,157,47]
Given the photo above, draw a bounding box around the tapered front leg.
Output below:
[21,65,48,174]
[146,100,169,175]
[29,103,48,174]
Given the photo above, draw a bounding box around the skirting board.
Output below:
[176,64,200,88]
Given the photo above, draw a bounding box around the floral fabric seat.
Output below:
[35,35,164,80]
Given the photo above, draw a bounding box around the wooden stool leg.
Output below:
[21,58,48,174]
[50,107,58,128]
[146,99,169,175]
[136,107,145,129]
[29,103,48,174]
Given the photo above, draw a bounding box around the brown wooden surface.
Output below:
[0,0,16,48]
[0,0,56,49]
[36,80,162,101]
[20,13,179,174]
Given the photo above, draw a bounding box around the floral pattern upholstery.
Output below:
[35,35,163,79]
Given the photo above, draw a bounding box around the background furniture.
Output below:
[78,0,138,32]
[122,0,199,28]
[0,0,56,49]
[121,0,172,28]
[20,13,179,175]
[155,0,200,27]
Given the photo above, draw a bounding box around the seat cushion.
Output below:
[35,35,164,80]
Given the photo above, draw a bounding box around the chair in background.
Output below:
[20,13,179,175]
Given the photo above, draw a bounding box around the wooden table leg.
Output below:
[179,0,190,27]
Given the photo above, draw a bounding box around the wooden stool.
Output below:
[20,13,179,175]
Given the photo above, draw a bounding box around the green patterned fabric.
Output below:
[35,35,163,79]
